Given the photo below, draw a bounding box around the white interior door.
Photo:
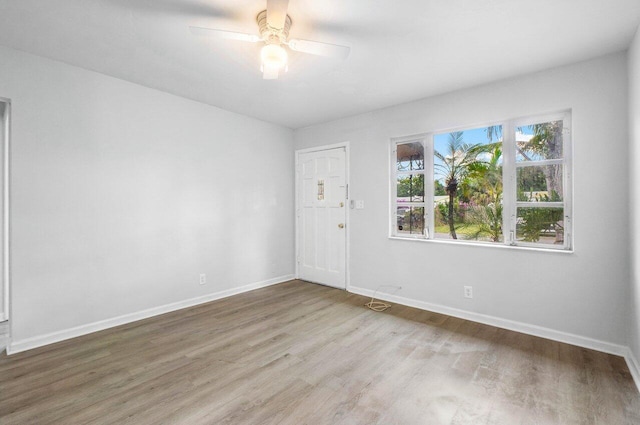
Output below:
[297,147,347,289]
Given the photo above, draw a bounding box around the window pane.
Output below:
[434,198,504,242]
[516,207,564,245]
[397,206,424,236]
[517,165,563,202]
[433,125,503,243]
[397,142,424,171]
[397,174,424,203]
[516,120,563,162]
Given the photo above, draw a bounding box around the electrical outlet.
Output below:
[199,273,206,285]
[464,286,473,299]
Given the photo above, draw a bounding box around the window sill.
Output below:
[388,235,574,254]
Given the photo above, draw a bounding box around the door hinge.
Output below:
[346,184,349,199]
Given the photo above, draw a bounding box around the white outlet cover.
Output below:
[464,286,473,298]
[355,200,365,209]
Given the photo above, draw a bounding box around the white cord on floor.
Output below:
[365,285,402,312]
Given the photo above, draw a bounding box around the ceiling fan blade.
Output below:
[262,65,280,80]
[266,0,289,30]
[111,0,234,19]
[287,39,350,59]
[189,26,261,43]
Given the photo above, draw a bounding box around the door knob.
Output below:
[338,223,344,229]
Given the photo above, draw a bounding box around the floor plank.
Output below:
[0,280,638,424]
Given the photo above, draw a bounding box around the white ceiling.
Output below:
[0,0,639,128]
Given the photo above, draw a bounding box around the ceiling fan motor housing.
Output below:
[257,10,292,44]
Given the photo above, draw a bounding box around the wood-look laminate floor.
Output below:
[1,280,638,424]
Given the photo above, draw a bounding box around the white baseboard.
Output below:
[349,285,640,392]
[348,285,629,358]
[7,274,294,355]
[624,348,640,393]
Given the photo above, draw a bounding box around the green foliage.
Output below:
[517,208,564,242]
[517,166,546,192]
[464,145,502,204]
[434,132,499,239]
[436,201,463,225]
[457,145,504,242]
[516,191,563,243]
[436,202,448,225]
[520,121,563,160]
[434,180,446,196]
[397,174,424,198]
[434,133,498,187]
[517,122,564,245]
[428,121,565,245]
[464,203,503,242]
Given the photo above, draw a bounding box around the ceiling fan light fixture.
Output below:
[260,44,288,70]
[191,2,350,80]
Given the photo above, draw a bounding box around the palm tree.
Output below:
[434,132,495,239]
[464,145,503,242]
[466,145,502,203]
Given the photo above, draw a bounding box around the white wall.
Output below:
[0,46,295,347]
[295,53,630,347]
[629,27,640,364]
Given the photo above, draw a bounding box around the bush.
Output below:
[517,208,563,242]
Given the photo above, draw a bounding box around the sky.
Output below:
[433,125,503,182]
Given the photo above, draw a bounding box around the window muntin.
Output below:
[511,117,569,248]
[397,206,425,236]
[390,112,572,250]
[392,137,427,238]
[396,174,424,203]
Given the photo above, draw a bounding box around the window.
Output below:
[512,116,571,248]
[433,125,503,242]
[395,141,425,237]
[391,111,572,250]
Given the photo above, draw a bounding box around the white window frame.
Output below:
[390,134,430,239]
[506,111,572,250]
[390,111,573,251]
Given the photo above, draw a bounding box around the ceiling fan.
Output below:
[189,0,351,79]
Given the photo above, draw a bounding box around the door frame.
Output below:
[294,142,350,290]
[1,98,10,322]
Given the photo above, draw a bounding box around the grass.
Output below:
[434,223,484,237]
[433,222,503,241]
